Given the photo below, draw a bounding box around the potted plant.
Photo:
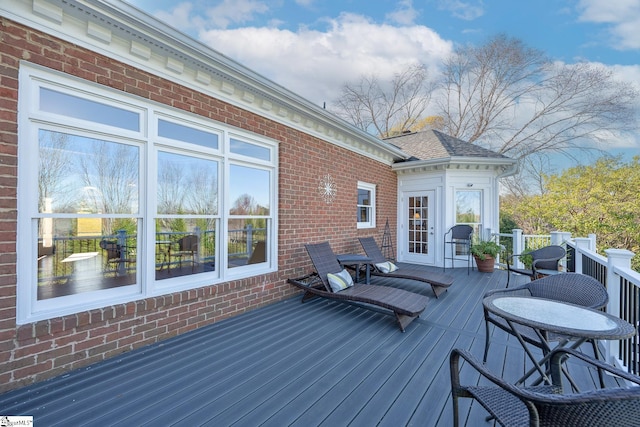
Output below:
[471,240,503,273]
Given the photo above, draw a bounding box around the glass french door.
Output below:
[404,191,435,264]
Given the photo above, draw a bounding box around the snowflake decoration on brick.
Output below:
[318,174,337,204]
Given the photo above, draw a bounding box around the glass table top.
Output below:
[490,296,617,332]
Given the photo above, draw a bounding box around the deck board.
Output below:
[0,267,629,426]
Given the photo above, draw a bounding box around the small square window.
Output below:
[357,182,376,229]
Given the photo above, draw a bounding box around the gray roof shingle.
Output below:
[385,129,509,161]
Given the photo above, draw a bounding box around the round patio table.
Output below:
[483,295,636,387]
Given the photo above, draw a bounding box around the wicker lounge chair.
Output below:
[450,347,640,427]
[287,242,429,332]
[506,244,566,287]
[358,237,454,298]
[482,273,609,386]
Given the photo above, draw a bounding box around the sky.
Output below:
[126,0,640,163]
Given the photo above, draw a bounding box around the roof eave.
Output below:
[392,157,519,176]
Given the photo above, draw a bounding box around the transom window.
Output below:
[357,182,376,229]
[17,63,278,323]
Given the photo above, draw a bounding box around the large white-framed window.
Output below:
[17,62,278,323]
[357,181,376,229]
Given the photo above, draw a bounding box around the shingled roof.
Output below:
[385,129,509,161]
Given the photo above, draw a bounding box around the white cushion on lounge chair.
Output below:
[375,261,399,273]
[327,269,354,292]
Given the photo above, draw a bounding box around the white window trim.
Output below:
[357,181,376,229]
[17,62,278,324]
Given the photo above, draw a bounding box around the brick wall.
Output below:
[0,17,397,392]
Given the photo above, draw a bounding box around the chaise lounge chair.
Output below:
[359,237,454,298]
[287,242,429,332]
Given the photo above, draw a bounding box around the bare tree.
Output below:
[157,156,187,215]
[438,34,639,162]
[38,131,74,213]
[186,164,218,215]
[79,139,139,235]
[332,63,433,138]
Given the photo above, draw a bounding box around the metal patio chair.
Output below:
[443,225,473,274]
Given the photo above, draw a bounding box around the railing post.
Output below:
[573,237,593,274]
[604,248,635,364]
[246,224,254,258]
[512,229,523,268]
[195,226,201,262]
[116,229,127,275]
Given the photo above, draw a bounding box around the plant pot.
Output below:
[474,255,495,273]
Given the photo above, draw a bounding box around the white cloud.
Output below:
[151,0,270,31]
[205,0,270,29]
[436,0,484,21]
[198,13,452,104]
[577,0,640,50]
[386,0,420,26]
[154,2,204,32]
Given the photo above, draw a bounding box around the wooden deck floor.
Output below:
[0,267,622,426]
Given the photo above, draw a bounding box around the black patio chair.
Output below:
[443,225,473,274]
[169,234,198,271]
[100,239,135,274]
[482,273,609,386]
[450,347,640,427]
[506,244,565,287]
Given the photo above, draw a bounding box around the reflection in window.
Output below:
[154,219,217,280]
[37,218,138,300]
[36,130,141,300]
[39,130,140,217]
[230,138,271,161]
[40,88,139,131]
[158,119,219,149]
[228,219,268,268]
[229,165,270,215]
[455,190,482,236]
[157,151,219,215]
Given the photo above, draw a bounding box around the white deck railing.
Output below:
[490,228,640,375]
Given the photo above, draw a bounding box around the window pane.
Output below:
[358,207,370,222]
[39,130,140,214]
[228,218,268,268]
[230,138,271,161]
[37,218,138,300]
[157,151,219,215]
[229,165,270,215]
[155,219,217,279]
[456,190,482,223]
[40,88,139,131]
[158,119,219,149]
[358,188,371,206]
